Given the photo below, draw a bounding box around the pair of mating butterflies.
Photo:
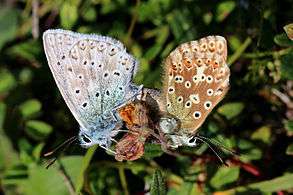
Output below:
[43,29,230,161]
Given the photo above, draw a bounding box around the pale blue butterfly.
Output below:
[43,29,142,152]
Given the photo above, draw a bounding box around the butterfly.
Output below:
[115,100,152,161]
[158,36,230,148]
[43,29,142,152]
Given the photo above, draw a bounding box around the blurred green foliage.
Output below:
[0,0,293,194]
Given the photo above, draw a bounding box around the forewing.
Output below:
[43,29,139,129]
[162,36,230,134]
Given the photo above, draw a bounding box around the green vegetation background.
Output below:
[0,0,293,194]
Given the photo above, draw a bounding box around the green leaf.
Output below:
[75,145,98,193]
[216,1,236,22]
[210,167,240,189]
[0,7,18,50]
[0,102,6,129]
[283,23,293,40]
[274,33,293,47]
[0,68,17,94]
[61,156,84,187]
[150,169,166,195]
[280,52,293,80]
[217,102,245,119]
[203,12,213,25]
[240,148,262,162]
[82,7,97,22]
[166,10,186,40]
[286,144,293,156]
[144,44,162,61]
[144,144,164,159]
[19,99,42,119]
[7,40,41,62]
[216,173,293,194]
[251,126,271,144]
[25,120,53,140]
[60,1,80,29]
[284,120,293,136]
[0,103,19,169]
[22,156,82,195]
[19,68,33,85]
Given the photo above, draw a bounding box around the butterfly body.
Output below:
[43,29,141,149]
[159,36,230,148]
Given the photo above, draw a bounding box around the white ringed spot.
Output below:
[193,111,201,119]
[204,101,212,110]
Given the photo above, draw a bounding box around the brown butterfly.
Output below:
[158,36,230,148]
[115,100,153,161]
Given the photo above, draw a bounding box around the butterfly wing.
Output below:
[162,36,230,135]
[43,29,140,130]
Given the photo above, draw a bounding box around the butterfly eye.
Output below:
[207,89,214,96]
[204,101,212,110]
[193,111,201,119]
[80,134,91,144]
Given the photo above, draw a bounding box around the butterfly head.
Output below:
[78,123,115,148]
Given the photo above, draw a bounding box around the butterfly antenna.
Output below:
[197,135,239,156]
[195,136,228,166]
[44,136,77,157]
[44,136,77,169]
